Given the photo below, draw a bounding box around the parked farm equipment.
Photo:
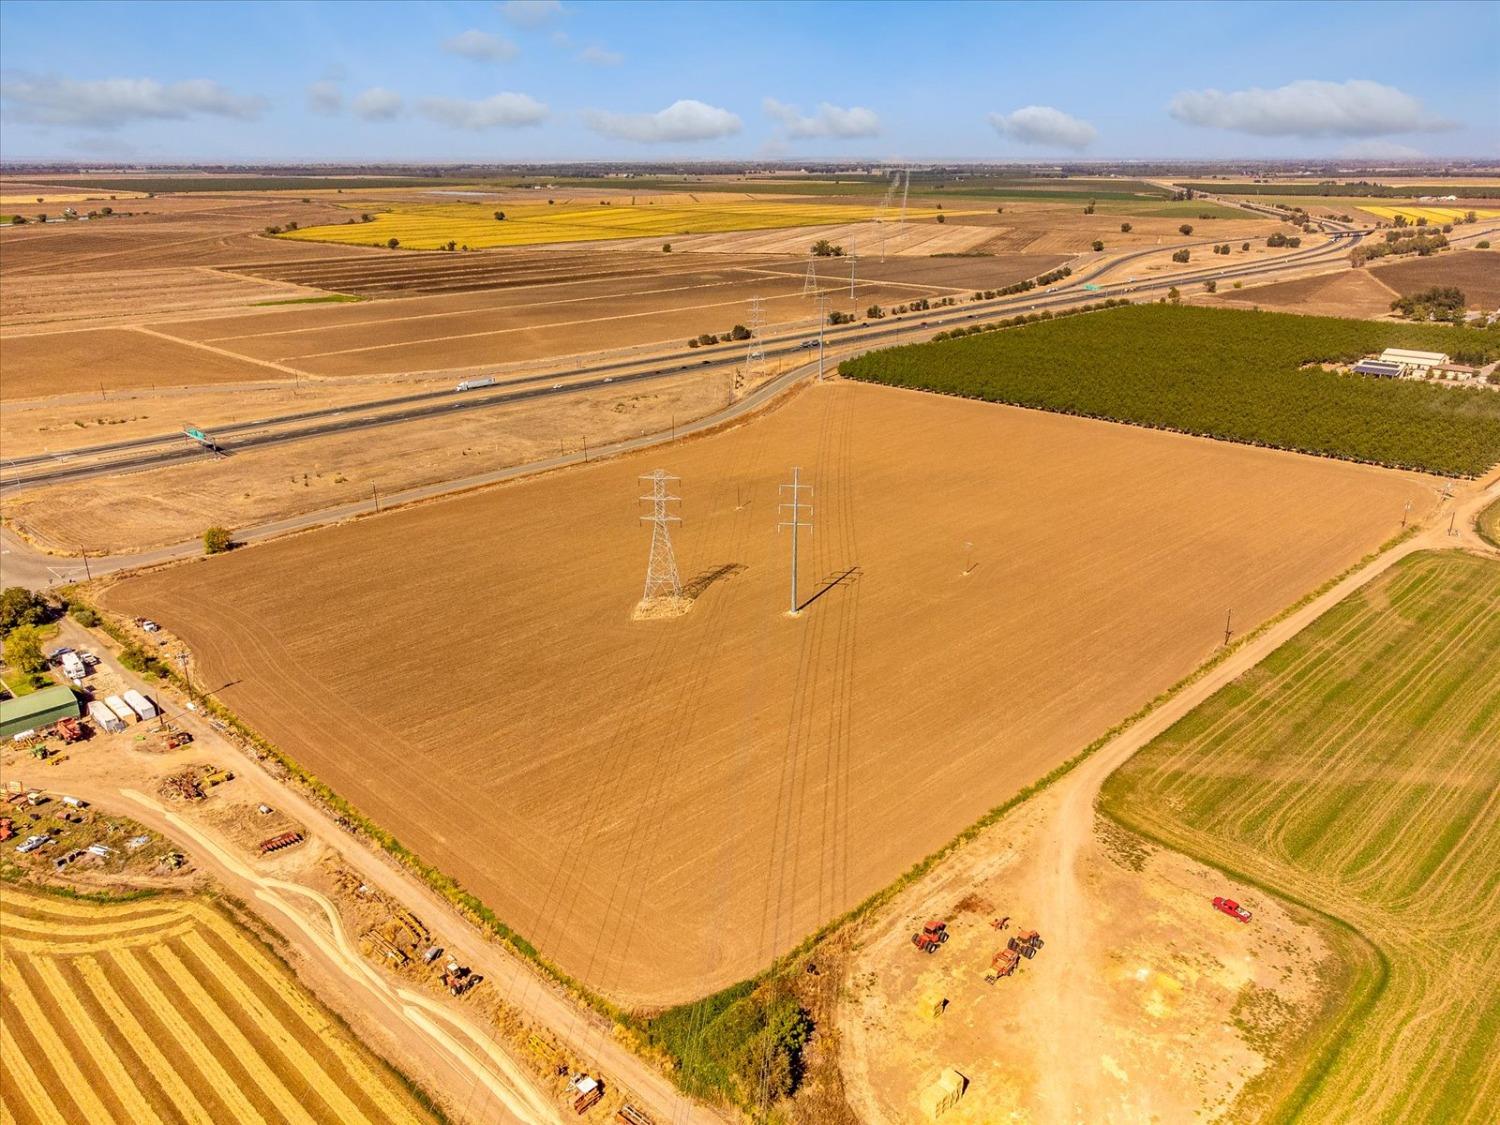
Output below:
[912,920,950,954]
[1009,929,1044,958]
[985,947,1021,983]
[567,1074,604,1114]
[259,831,304,855]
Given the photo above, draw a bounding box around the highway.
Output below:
[0,221,1373,493]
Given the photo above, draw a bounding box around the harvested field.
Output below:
[1361,204,1500,225]
[1211,268,1402,318]
[0,326,292,401]
[0,884,436,1124]
[0,196,370,277]
[105,381,1434,1004]
[8,370,734,553]
[148,274,917,379]
[1,266,329,327]
[278,200,962,250]
[1370,248,1500,307]
[1100,550,1500,1123]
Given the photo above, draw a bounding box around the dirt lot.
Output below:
[839,794,1333,1124]
[1209,267,1402,318]
[7,371,735,553]
[103,380,1435,1005]
[1370,248,1500,307]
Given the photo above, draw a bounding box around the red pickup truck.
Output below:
[1212,896,1252,923]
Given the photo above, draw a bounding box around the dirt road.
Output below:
[40,617,729,1125]
[841,469,1499,1122]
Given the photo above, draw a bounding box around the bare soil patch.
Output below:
[0,327,290,400]
[1210,268,1402,318]
[103,381,1433,1005]
[1370,249,1500,307]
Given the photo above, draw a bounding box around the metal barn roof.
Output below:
[0,684,81,738]
[1379,348,1449,365]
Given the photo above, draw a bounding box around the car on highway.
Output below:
[551,383,563,389]
[799,339,818,349]
[603,376,614,383]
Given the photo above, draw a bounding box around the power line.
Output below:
[638,470,683,604]
[778,467,813,615]
[801,260,818,297]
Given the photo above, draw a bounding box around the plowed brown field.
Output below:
[103,381,1433,1005]
[0,326,292,400]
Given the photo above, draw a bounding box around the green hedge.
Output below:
[842,304,1500,476]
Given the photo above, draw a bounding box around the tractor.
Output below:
[911,920,949,954]
[1008,929,1044,958]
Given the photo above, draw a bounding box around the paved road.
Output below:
[0,223,1368,493]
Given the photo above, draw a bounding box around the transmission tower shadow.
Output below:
[682,562,747,600]
[797,565,862,614]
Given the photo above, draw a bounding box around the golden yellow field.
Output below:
[279,199,962,249]
[0,885,434,1124]
[1362,204,1500,225]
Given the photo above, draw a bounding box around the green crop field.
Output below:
[1100,550,1500,1123]
[840,304,1500,476]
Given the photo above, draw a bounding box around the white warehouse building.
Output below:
[1378,348,1449,375]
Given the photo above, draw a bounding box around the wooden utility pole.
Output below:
[1223,608,1233,648]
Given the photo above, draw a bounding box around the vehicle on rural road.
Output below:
[455,376,497,392]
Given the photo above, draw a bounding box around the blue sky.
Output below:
[1,0,1495,163]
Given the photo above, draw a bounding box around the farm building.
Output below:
[1378,348,1449,375]
[0,684,81,739]
[1353,359,1405,378]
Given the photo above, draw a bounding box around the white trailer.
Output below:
[122,690,158,721]
[104,695,136,724]
[60,652,87,679]
[88,700,126,733]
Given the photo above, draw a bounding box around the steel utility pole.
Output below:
[778,467,813,615]
[638,470,683,603]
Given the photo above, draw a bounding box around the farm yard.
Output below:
[0,884,436,1124]
[842,304,1500,476]
[103,379,1435,1005]
[1100,550,1500,1123]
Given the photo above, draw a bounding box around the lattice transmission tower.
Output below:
[638,470,682,603]
[745,296,767,383]
[801,260,818,297]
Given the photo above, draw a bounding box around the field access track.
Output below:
[105,381,1435,1005]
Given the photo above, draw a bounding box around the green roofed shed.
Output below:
[0,684,82,739]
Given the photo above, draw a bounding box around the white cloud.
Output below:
[351,87,403,121]
[1341,139,1425,160]
[417,92,548,129]
[583,99,741,143]
[0,75,265,128]
[441,29,519,62]
[500,0,562,28]
[578,45,623,66]
[763,98,880,140]
[1169,79,1452,138]
[988,105,1097,150]
[306,80,342,115]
